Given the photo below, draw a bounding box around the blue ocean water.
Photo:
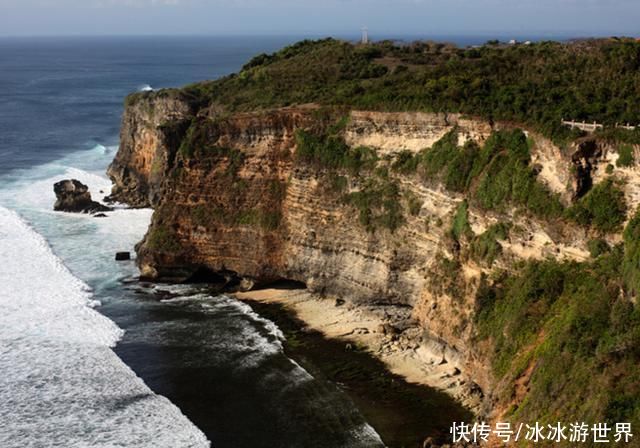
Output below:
[0,36,300,174]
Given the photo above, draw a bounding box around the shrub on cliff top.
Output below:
[181,38,640,145]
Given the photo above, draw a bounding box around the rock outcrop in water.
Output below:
[53,179,112,214]
[108,46,640,439]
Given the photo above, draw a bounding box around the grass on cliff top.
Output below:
[172,37,640,144]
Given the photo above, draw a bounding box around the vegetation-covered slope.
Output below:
[172,37,640,144]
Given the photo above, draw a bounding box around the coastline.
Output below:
[234,287,475,447]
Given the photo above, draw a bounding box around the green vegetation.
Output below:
[295,126,377,173]
[623,209,640,296]
[344,173,404,232]
[449,200,472,242]
[596,127,640,146]
[475,250,640,436]
[236,209,282,231]
[175,38,640,144]
[137,38,640,440]
[471,223,510,265]
[147,224,182,253]
[294,119,407,232]
[471,130,563,218]
[587,238,610,258]
[190,203,281,231]
[405,191,422,216]
[567,178,627,232]
[178,119,246,178]
[429,255,465,301]
[617,144,635,167]
[409,129,563,219]
[391,150,420,174]
[420,130,481,193]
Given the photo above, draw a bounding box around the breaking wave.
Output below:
[0,198,210,447]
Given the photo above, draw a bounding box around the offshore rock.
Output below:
[53,179,112,214]
[115,252,131,261]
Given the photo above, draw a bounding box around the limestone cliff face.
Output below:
[107,91,198,207]
[345,111,493,155]
[110,92,637,416]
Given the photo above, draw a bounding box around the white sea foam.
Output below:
[139,84,154,92]
[0,206,210,447]
[163,294,314,381]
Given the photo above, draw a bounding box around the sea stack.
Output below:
[53,179,113,214]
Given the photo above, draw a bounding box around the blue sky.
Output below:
[1,0,639,37]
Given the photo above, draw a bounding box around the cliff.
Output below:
[108,39,640,446]
[107,90,199,207]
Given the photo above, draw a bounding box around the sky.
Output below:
[0,0,639,38]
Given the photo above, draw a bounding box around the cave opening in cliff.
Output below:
[185,266,239,286]
[184,268,307,292]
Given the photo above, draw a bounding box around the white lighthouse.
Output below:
[361,27,369,45]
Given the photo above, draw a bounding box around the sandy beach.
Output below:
[235,288,482,414]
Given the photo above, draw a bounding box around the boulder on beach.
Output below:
[53,179,113,214]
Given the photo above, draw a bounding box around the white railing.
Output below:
[561,119,639,133]
[561,119,604,133]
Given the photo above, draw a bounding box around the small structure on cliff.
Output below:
[561,118,640,133]
[361,27,369,45]
[561,119,604,133]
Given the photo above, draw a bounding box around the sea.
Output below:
[0,34,561,448]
